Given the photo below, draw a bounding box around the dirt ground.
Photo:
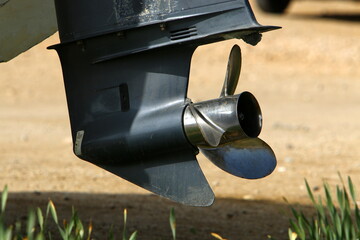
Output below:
[1,1,360,239]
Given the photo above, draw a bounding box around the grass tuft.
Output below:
[288,176,360,240]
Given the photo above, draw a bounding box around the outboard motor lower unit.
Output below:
[49,0,278,206]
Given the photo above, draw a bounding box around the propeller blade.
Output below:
[220,45,242,97]
[200,138,276,179]
[188,103,225,147]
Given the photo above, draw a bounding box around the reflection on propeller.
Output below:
[220,45,242,97]
[184,44,276,179]
[201,138,276,179]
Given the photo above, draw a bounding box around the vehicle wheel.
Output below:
[255,0,291,14]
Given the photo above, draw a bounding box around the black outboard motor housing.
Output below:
[49,0,278,206]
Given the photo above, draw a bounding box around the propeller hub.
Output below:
[183,92,262,148]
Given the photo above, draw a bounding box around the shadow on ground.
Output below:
[319,13,360,22]
[4,192,314,240]
[291,13,360,22]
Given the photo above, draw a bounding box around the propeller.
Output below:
[183,44,276,179]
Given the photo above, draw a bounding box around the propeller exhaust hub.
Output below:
[237,91,263,138]
[184,92,262,148]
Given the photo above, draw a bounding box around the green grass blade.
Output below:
[37,207,44,232]
[334,213,342,239]
[344,216,351,240]
[330,228,336,240]
[316,197,326,222]
[298,217,307,240]
[35,233,45,240]
[291,208,300,221]
[86,221,93,240]
[1,185,8,214]
[75,216,84,239]
[348,177,357,204]
[27,210,36,240]
[290,219,304,240]
[65,208,77,237]
[344,190,351,213]
[336,186,344,216]
[288,229,297,240]
[48,201,58,225]
[123,209,127,240]
[324,183,337,225]
[313,220,320,240]
[14,221,21,239]
[318,215,328,234]
[355,205,360,232]
[338,172,345,187]
[58,226,67,240]
[107,224,114,240]
[129,231,138,240]
[1,225,13,240]
[170,208,176,240]
[48,230,53,240]
[305,180,316,204]
[66,218,75,237]
[351,225,356,240]
[300,212,311,232]
[47,201,69,240]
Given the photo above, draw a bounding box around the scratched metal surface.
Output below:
[54,0,242,42]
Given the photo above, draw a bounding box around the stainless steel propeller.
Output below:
[184,44,276,179]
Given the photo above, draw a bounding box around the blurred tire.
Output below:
[255,0,291,13]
